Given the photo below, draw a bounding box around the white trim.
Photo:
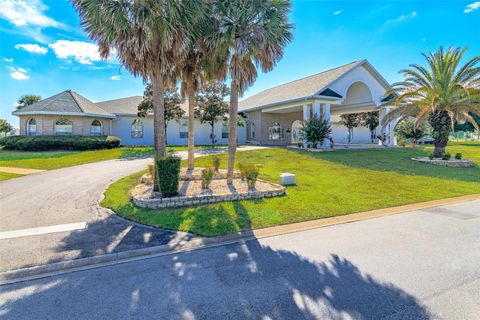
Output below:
[12,111,116,119]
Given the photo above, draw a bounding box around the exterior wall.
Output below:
[18,115,112,136]
[112,115,246,146]
[245,110,262,144]
[258,111,303,146]
[330,123,375,144]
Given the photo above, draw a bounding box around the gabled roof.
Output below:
[13,90,115,118]
[239,59,390,111]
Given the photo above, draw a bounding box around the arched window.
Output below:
[268,122,284,141]
[291,120,303,143]
[221,121,229,139]
[90,120,103,136]
[250,122,255,139]
[131,119,143,139]
[27,118,36,136]
[54,119,73,135]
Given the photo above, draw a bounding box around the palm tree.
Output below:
[382,47,480,157]
[17,94,41,110]
[72,0,194,158]
[211,0,293,184]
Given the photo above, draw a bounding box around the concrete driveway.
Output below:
[0,146,264,271]
[0,199,478,319]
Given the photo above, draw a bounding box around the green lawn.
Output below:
[101,142,480,237]
[0,145,228,170]
[0,172,23,181]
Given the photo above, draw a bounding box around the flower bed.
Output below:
[411,157,474,167]
[132,169,286,209]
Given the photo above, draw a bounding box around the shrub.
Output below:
[300,115,331,148]
[201,168,214,189]
[442,152,451,160]
[156,156,181,197]
[397,140,406,147]
[238,162,261,189]
[0,135,120,151]
[238,162,247,181]
[297,142,303,148]
[212,155,221,172]
[455,153,462,160]
[428,153,434,160]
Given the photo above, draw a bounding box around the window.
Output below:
[250,123,255,139]
[90,120,103,136]
[27,118,36,136]
[221,121,229,139]
[54,119,73,135]
[179,119,188,139]
[131,119,143,139]
[268,122,284,141]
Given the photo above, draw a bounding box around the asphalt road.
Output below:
[1,199,478,319]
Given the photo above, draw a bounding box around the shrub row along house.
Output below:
[12,89,246,146]
[12,60,398,146]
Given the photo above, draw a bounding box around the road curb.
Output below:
[1,194,478,286]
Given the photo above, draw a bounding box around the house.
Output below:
[239,59,398,146]
[12,90,246,146]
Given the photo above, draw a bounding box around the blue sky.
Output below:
[1,0,479,126]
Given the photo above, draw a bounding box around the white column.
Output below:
[378,107,396,146]
[323,103,331,147]
[302,103,310,122]
[312,101,321,118]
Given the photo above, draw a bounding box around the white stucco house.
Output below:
[239,59,397,146]
[12,90,246,146]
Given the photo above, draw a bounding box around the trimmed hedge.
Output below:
[156,156,181,197]
[0,135,120,151]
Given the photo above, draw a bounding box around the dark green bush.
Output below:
[201,168,214,189]
[442,152,451,160]
[0,135,120,151]
[212,155,220,172]
[455,153,462,160]
[156,156,181,197]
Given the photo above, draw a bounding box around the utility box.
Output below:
[279,173,296,186]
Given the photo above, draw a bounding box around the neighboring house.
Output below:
[12,90,246,146]
[239,59,398,146]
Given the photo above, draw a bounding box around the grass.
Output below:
[0,145,228,170]
[101,142,480,237]
[0,172,23,181]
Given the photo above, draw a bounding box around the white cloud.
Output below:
[14,43,48,54]
[8,67,29,80]
[0,0,62,28]
[333,10,342,16]
[4,58,13,63]
[49,40,102,65]
[383,11,418,27]
[109,75,121,81]
[464,2,480,13]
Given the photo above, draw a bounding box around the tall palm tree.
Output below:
[382,47,480,157]
[72,0,193,158]
[211,0,293,184]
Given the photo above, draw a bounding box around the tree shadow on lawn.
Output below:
[1,238,433,319]
[295,148,480,184]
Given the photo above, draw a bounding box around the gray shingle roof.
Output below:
[97,96,190,116]
[13,90,115,118]
[239,60,363,111]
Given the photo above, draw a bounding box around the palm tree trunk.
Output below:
[227,80,239,185]
[429,110,451,157]
[210,122,215,145]
[187,78,195,170]
[152,75,166,158]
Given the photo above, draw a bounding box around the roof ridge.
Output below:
[68,90,86,113]
[96,95,143,104]
[244,60,362,99]
[38,90,69,112]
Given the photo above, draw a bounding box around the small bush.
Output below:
[156,156,181,197]
[297,142,303,148]
[428,153,434,160]
[238,162,261,189]
[442,153,451,160]
[212,155,221,172]
[455,153,462,160]
[201,168,214,189]
[397,140,406,147]
[0,135,120,151]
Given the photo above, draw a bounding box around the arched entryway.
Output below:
[291,120,303,144]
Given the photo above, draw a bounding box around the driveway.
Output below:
[0,146,264,271]
[1,200,479,319]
